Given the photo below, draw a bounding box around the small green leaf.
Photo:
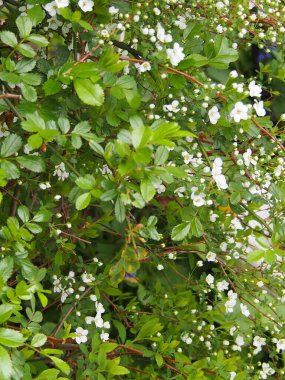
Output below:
[0,328,25,347]
[17,205,30,223]
[74,79,104,106]
[27,34,48,47]
[0,304,15,324]
[43,79,62,96]
[0,346,12,380]
[21,83,37,102]
[155,352,164,367]
[17,43,36,58]
[17,156,46,172]
[76,193,91,210]
[0,134,22,157]
[16,16,33,38]
[31,333,47,347]
[28,134,42,149]
[49,356,70,375]
[140,178,155,202]
[115,197,126,223]
[0,31,17,47]
[171,222,191,241]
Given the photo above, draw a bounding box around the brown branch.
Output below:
[251,117,285,152]
[0,93,21,100]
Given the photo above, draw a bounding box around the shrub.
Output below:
[0,0,284,379]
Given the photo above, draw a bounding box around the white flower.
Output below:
[211,157,223,176]
[260,363,275,379]
[155,184,166,194]
[208,106,221,124]
[230,70,238,78]
[82,272,95,283]
[164,100,180,113]
[248,80,262,98]
[166,43,185,66]
[78,0,94,12]
[53,162,69,181]
[174,186,185,198]
[253,335,266,355]
[90,294,97,301]
[216,280,229,292]
[94,314,104,328]
[135,61,151,74]
[240,303,250,317]
[192,194,206,207]
[215,174,228,190]
[174,16,187,30]
[205,274,214,285]
[206,251,217,262]
[230,101,249,122]
[109,6,119,14]
[157,23,172,43]
[96,302,105,314]
[85,316,95,324]
[276,338,285,352]
[235,335,244,348]
[0,123,10,138]
[182,151,191,164]
[253,100,266,116]
[44,1,58,16]
[55,0,69,8]
[74,327,88,344]
[229,372,236,380]
[225,290,238,312]
[104,321,111,329]
[157,264,164,271]
[100,331,109,342]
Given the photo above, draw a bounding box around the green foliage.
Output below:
[0,0,284,379]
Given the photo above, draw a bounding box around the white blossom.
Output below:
[0,123,10,138]
[44,1,58,16]
[166,43,185,66]
[253,100,266,116]
[74,327,88,344]
[53,162,69,181]
[78,0,94,12]
[240,303,250,317]
[208,106,221,124]
[109,6,119,14]
[276,338,285,352]
[205,274,214,285]
[248,80,262,98]
[230,102,249,122]
[54,0,69,8]
[206,251,217,262]
[82,272,95,283]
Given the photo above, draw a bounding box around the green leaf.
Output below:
[76,193,91,210]
[0,31,17,47]
[49,356,70,375]
[16,156,46,172]
[140,178,155,202]
[31,333,47,347]
[155,352,163,367]
[0,257,13,281]
[43,79,62,96]
[0,134,22,157]
[0,346,12,380]
[16,16,33,38]
[115,198,126,223]
[0,304,15,324]
[132,125,151,150]
[0,328,25,347]
[74,79,104,106]
[27,34,49,47]
[247,250,264,263]
[17,43,36,58]
[154,146,169,165]
[135,318,163,341]
[189,217,204,237]
[17,205,30,223]
[108,366,130,375]
[28,134,42,149]
[27,5,45,26]
[70,62,99,78]
[89,141,104,155]
[21,83,37,102]
[171,222,191,241]
[76,175,96,190]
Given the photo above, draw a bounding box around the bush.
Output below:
[0,0,284,379]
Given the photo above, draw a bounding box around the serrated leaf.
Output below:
[43,79,61,96]
[21,83,37,102]
[17,156,45,172]
[0,134,22,157]
[140,178,155,202]
[49,356,70,375]
[17,205,30,223]
[0,257,13,281]
[0,31,17,47]
[0,346,12,380]
[27,34,48,47]
[76,192,91,210]
[74,79,104,106]
[31,333,47,347]
[115,197,125,223]
[0,328,25,347]
[16,16,33,38]
[17,43,36,58]
[171,222,191,241]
